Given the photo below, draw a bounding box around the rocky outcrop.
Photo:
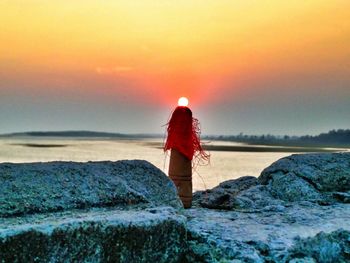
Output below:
[193,176,259,209]
[1,153,350,262]
[194,152,350,211]
[193,176,285,211]
[259,152,350,203]
[0,160,185,262]
[0,206,186,263]
[286,229,350,263]
[189,152,350,262]
[0,160,182,217]
[184,203,350,262]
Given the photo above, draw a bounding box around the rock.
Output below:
[286,229,350,263]
[288,257,317,263]
[333,192,350,203]
[193,176,259,209]
[193,175,286,211]
[187,152,350,262]
[194,153,350,211]
[0,206,187,263]
[259,152,350,203]
[0,160,182,217]
[232,185,286,211]
[2,153,350,262]
[184,204,350,262]
[0,160,186,262]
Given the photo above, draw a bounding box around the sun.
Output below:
[178,97,189,107]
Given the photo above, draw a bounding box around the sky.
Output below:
[0,0,349,135]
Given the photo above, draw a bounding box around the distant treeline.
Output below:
[204,129,350,147]
[0,130,160,139]
[2,129,350,147]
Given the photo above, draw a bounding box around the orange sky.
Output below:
[0,1,349,134]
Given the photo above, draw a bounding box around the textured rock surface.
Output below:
[286,229,350,263]
[185,202,350,262]
[0,160,182,217]
[259,152,350,203]
[194,153,350,211]
[188,152,350,262]
[0,160,185,262]
[0,206,187,263]
[2,153,350,262]
[193,176,285,211]
[193,176,259,209]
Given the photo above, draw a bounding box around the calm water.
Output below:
[0,137,342,191]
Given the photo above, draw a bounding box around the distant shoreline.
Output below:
[0,130,161,139]
[3,138,346,153]
[144,142,346,153]
[1,129,349,150]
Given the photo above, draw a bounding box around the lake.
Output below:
[0,137,346,191]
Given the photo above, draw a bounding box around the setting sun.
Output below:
[178,97,189,107]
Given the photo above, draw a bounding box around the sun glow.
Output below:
[1,1,349,107]
[178,97,189,107]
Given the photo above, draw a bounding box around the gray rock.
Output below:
[194,153,350,211]
[333,191,350,203]
[233,185,286,211]
[0,206,187,263]
[184,204,350,262]
[0,160,185,262]
[2,153,350,262]
[186,152,350,262]
[286,229,350,263]
[0,160,182,217]
[193,176,259,209]
[193,175,286,211]
[288,257,317,263]
[259,152,350,203]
